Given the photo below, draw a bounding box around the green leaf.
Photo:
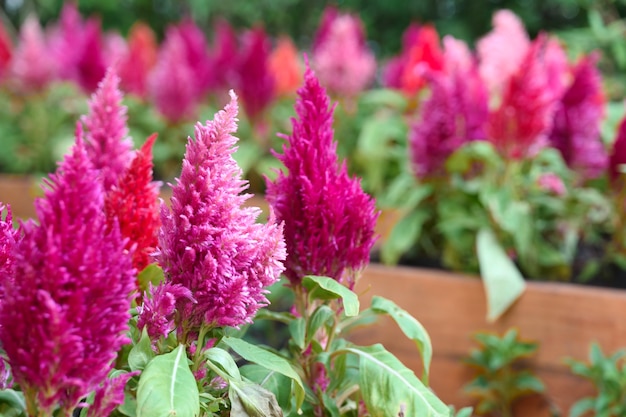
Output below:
[241,365,292,412]
[204,347,242,381]
[370,296,433,383]
[340,344,449,417]
[136,345,200,417]
[306,305,335,345]
[302,276,360,317]
[288,317,306,350]
[476,228,526,322]
[129,327,156,372]
[118,391,138,417]
[137,264,165,293]
[229,381,283,417]
[381,210,429,265]
[254,309,296,324]
[221,336,304,411]
[0,389,25,416]
[570,397,595,417]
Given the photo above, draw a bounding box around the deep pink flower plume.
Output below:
[410,64,488,178]
[75,18,108,93]
[211,19,239,91]
[549,55,607,180]
[382,23,422,89]
[137,282,194,341]
[265,64,379,289]
[158,91,286,333]
[487,35,558,159]
[174,19,214,99]
[10,15,57,91]
[82,67,134,191]
[86,372,138,417]
[0,136,135,416]
[0,203,18,286]
[49,2,85,83]
[609,113,626,185]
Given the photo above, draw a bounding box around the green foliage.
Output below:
[566,343,626,417]
[464,329,545,417]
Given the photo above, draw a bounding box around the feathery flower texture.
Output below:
[157,91,285,334]
[266,64,378,289]
[0,136,135,415]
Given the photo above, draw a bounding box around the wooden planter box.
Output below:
[351,263,626,416]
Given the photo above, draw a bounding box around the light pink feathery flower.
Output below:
[265,64,378,289]
[82,67,134,191]
[544,37,569,100]
[549,55,607,180]
[48,2,84,82]
[443,35,474,73]
[148,30,197,123]
[104,32,128,67]
[537,173,566,196]
[313,12,376,98]
[487,35,558,159]
[477,9,530,97]
[0,135,135,416]
[158,91,286,334]
[410,60,489,178]
[10,15,57,91]
[137,282,194,342]
[86,372,138,417]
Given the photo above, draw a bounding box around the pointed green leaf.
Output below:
[340,344,449,417]
[0,389,25,417]
[229,380,283,417]
[241,365,292,412]
[381,210,429,265]
[370,296,433,383]
[476,228,526,322]
[137,264,165,293]
[306,305,334,345]
[221,337,304,411]
[204,347,242,381]
[136,345,200,417]
[129,327,156,372]
[288,317,306,350]
[302,275,359,317]
[570,397,595,417]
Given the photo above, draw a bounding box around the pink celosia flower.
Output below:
[410,62,488,178]
[210,19,239,92]
[235,27,275,123]
[148,30,197,123]
[105,134,160,272]
[265,64,378,289]
[537,173,566,195]
[174,19,213,98]
[82,67,134,191]
[48,2,84,82]
[10,15,57,91]
[118,22,157,98]
[86,372,138,417]
[400,25,444,96]
[312,6,340,53]
[549,55,607,180]
[609,113,626,185]
[382,23,422,89]
[104,32,128,67]
[312,10,376,97]
[158,92,286,334]
[544,38,569,100]
[487,35,558,159]
[443,35,473,73]
[0,136,135,416]
[75,18,107,92]
[477,9,530,97]
[0,20,13,79]
[138,282,194,342]
[0,203,17,280]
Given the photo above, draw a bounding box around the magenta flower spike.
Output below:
[158,91,285,335]
[175,18,214,98]
[235,27,275,123]
[549,55,607,180]
[10,15,57,91]
[48,2,84,83]
[0,203,18,286]
[76,18,107,93]
[312,11,376,98]
[137,282,194,341]
[610,114,626,186]
[265,64,379,289]
[0,136,135,416]
[410,60,489,178]
[211,19,239,91]
[82,67,134,191]
[477,9,530,97]
[148,29,197,123]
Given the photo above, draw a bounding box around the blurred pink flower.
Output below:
[158,92,286,334]
[0,19,13,79]
[477,9,530,97]
[138,282,194,341]
[609,110,626,185]
[86,372,138,417]
[487,35,558,159]
[382,23,422,89]
[10,15,57,91]
[312,10,376,97]
[265,64,378,289]
[48,2,84,82]
[0,203,18,286]
[174,19,213,98]
[549,55,607,180]
[269,36,302,97]
[75,18,108,92]
[443,35,474,73]
[544,38,569,99]
[118,22,157,98]
[210,19,239,91]
[537,173,566,195]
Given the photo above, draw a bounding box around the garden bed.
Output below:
[351,263,626,416]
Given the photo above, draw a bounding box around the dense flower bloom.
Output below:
[148,30,197,123]
[210,19,239,91]
[158,92,286,333]
[0,203,18,283]
[443,35,473,73]
[10,15,57,91]
[105,134,160,272]
[269,36,302,97]
[82,67,134,191]
[312,6,340,53]
[549,55,607,180]
[235,27,275,122]
[48,2,84,82]
[0,136,135,416]
[487,35,558,159]
[312,11,376,97]
[382,23,422,89]
[118,22,157,97]
[137,282,194,341]
[174,19,214,98]
[544,38,569,99]
[410,61,488,178]
[76,18,108,92]
[477,9,530,97]
[399,25,444,95]
[609,114,626,185]
[86,372,138,417]
[265,65,378,289]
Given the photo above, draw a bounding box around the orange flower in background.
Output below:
[119,21,157,98]
[400,25,444,95]
[269,36,302,97]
